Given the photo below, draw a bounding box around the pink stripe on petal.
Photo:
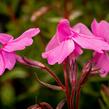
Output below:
[42,39,75,65]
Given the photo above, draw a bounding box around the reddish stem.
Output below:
[68,61,77,109]
[16,55,65,91]
[44,67,65,90]
[75,61,92,109]
[63,61,71,109]
[64,0,68,19]
[64,0,70,19]
[76,87,81,109]
[70,86,75,109]
[64,0,71,19]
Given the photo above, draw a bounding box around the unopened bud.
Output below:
[27,102,53,109]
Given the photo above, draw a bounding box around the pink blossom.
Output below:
[0,28,40,75]
[91,19,109,77]
[42,19,109,65]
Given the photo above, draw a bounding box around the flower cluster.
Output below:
[42,19,109,77]
[0,19,109,78]
[1,19,109,109]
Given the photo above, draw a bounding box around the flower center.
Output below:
[71,30,79,38]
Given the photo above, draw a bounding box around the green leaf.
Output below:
[1,67,28,82]
[0,83,15,106]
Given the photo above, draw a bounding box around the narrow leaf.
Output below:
[34,72,62,91]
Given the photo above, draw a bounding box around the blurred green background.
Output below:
[0,0,109,109]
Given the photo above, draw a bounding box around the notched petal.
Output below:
[3,28,40,52]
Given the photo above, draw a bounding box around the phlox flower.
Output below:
[0,28,40,75]
[42,19,109,65]
[91,19,109,77]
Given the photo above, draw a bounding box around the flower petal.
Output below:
[72,34,109,53]
[0,52,5,75]
[91,19,109,42]
[71,44,83,58]
[0,33,13,44]
[73,23,102,40]
[57,19,71,42]
[45,34,59,51]
[42,39,75,65]
[45,19,71,51]
[2,51,16,70]
[3,28,40,52]
[93,52,109,77]
[73,23,94,37]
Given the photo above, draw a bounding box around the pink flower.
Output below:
[91,19,109,77]
[42,19,109,65]
[0,28,40,75]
